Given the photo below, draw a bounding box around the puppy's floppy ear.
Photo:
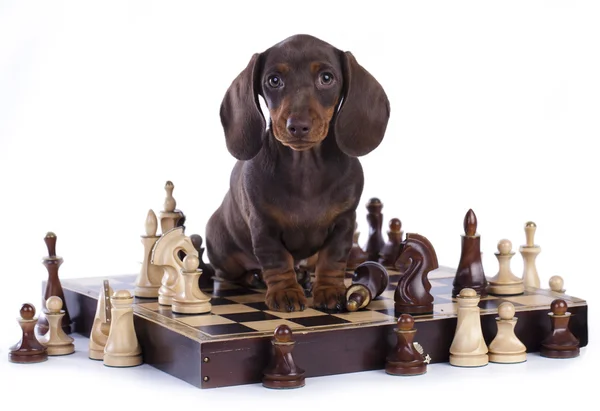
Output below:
[220,53,266,161]
[334,51,390,157]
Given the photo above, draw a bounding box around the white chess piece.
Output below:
[519,221,541,288]
[487,239,524,295]
[134,210,163,298]
[89,280,113,360]
[172,255,212,314]
[103,290,142,367]
[549,275,565,293]
[488,302,527,363]
[38,296,75,356]
[449,288,488,367]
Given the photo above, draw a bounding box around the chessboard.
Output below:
[55,265,588,389]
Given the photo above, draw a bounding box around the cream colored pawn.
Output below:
[172,255,211,314]
[519,221,541,288]
[488,302,527,363]
[549,275,565,294]
[38,296,75,355]
[449,288,488,367]
[134,210,163,298]
[487,239,524,295]
[103,290,142,367]
[89,280,113,360]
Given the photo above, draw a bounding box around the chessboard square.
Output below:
[209,298,238,306]
[211,288,261,298]
[198,323,256,337]
[245,301,270,311]
[266,308,328,319]
[366,299,394,311]
[434,302,457,315]
[242,319,306,332]
[344,278,353,287]
[502,294,558,308]
[332,310,394,323]
[429,267,455,279]
[290,315,351,328]
[381,290,395,299]
[226,293,268,304]
[210,304,259,315]
[137,302,161,311]
[220,311,279,323]
[434,294,454,302]
[374,308,396,316]
[177,314,234,327]
[429,280,447,288]
[479,299,513,311]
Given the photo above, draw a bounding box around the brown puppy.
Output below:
[206,34,390,312]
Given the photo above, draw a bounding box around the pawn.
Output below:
[191,234,216,289]
[9,303,48,363]
[449,288,488,367]
[364,198,385,262]
[549,276,565,294]
[38,296,75,355]
[347,221,369,270]
[262,325,305,389]
[379,218,404,268]
[103,290,143,367]
[519,221,541,288]
[172,255,212,314]
[385,314,427,376]
[487,239,524,296]
[488,302,527,364]
[540,299,580,359]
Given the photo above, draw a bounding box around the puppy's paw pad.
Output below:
[312,284,346,312]
[265,285,307,312]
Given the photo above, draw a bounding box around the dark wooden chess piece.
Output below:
[345,261,389,312]
[540,299,580,359]
[191,234,215,289]
[262,324,305,389]
[364,198,385,262]
[379,218,404,268]
[37,232,73,335]
[394,233,438,315]
[9,303,48,363]
[385,314,427,376]
[347,221,369,270]
[452,209,488,297]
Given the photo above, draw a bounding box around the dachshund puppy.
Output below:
[206,34,389,312]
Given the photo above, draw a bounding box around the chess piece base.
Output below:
[172,301,211,314]
[9,351,48,364]
[103,353,143,367]
[487,282,525,296]
[395,303,433,316]
[449,353,488,367]
[89,348,104,360]
[540,346,580,359]
[158,295,173,306]
[262,375,305,389]
[489,352,527,364]
[134,286,159,299]
[385,360,427,376]
[47,343,75,356]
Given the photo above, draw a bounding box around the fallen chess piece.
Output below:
[488,302,526,364]
[519,221,541,288]
[103,290,143,368]
[38,296,75,356]
[487,239,524,296]
[262,325,305,389]
[385,314,427,376]
[89,280,113,360]
[540,299,580,359]
[9,303,48,364]
[452,209,488,297]
[134,210,163,298]
[449,288,489,367]
[549,275,565,294]
[345,261,388,312]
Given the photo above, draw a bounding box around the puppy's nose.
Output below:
[286,116,311,138]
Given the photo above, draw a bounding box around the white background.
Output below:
[0,0,598,409]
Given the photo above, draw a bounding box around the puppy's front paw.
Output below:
[312,283,346,312]
[265,284,307,312]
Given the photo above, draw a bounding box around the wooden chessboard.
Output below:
[56,266,589,389]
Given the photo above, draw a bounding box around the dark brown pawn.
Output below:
[379,218,404,268]
[347,222,369,270]
[38,232,73,335]
[191,234,216,289]
[452,209,488,297]
[263,325,305,389]
[540,299,580,359]
[385,314,427,376]
[9,303,48,364]
[346,261,389,312]
[365,198,385,262]
[394,233,439,315]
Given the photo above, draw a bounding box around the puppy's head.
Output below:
[220,35,390,160]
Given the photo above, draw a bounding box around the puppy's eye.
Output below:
[268,75,283,88]
[319,72,334,85]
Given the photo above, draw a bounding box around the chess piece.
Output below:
[385,314,427,376]
[394,233,439,315]
[153,226,199,306]
[172,255,212,314]
[449,288,489,367]
[379,218,404,268]
[263,325,305,389]
[103,290,143,367]
[191,234,216,289]
[38,296,75,355]
[37,232,73,335]
[452,209,488,297]
[89,280,113,360]
[549,275,565,293]
[487,239,524,296]
[488,302,527,363]
[9,303,48,363]
[364,198,385,262]
[159,180,186,234]
[345,261,389,312]
[347,221,369,270]
[134,210,163,298]
[519,221,541,288]
[540,299,580,359]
